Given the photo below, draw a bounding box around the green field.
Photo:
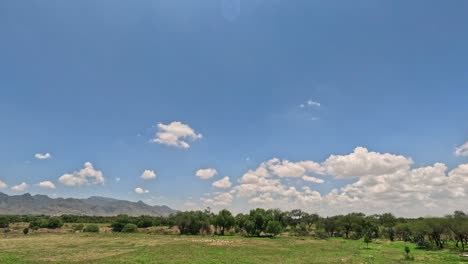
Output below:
[0,233,466,264]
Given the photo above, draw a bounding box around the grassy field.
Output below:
[0,233,466,264]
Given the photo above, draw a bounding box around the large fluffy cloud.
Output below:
[151,121,202,149]
[37,181,56,189]
[58,162,105,186]
[196,168,218,180]
[323,147,413,178]
[11,182,28,191]
[212,176,232,189]
[201,147,468,216]
[455,142,468,157]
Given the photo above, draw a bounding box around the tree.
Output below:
[266,221,282,237]
[214,209,235,235]
[363,229,373,249]
[319,217,338,237]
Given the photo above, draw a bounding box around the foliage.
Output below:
[83,224,100,233]
[121,223,138,233]
[266,221,282,236]
[23,227,29,235]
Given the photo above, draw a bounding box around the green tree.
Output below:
[47,217,64,229]
[266,221,282,237]
[214,209,235,235]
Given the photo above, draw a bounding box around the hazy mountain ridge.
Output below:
[0,192,176,216]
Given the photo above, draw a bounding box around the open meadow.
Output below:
[0,232,466,264]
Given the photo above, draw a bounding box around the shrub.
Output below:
[121,223,138,233]
[0,216,9,228]
[23,228,29,235]
[83,224,100,233]
[48,217,64,229]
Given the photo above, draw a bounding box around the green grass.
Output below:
[0,233,466,263]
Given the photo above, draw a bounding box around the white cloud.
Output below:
[455,142,468,157]
[37,181,56,189]
[210,146,468,216]
[58,162,105,186]
[307,100,321,107]
[34,153,51,160]
[135,187,149,194]
[0,180,7,189]
[202,192,233,206]
[323,147,413,178]
[302,175,324,183]
[212,176,232,189]
[115,177,121,182]
[141,170,157,180]
[196,168,217,180]
[11,182,28,191]
[151,121,202,149]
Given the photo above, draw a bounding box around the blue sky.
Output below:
[1,0,467,216]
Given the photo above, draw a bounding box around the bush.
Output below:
[83,225,100,233]
[121,223,138,233]
[0,216,9,228]
[48,217,64,229]
[23,228,29,235]
[111,215,131,232]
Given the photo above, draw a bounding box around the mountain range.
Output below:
[0,192,176,216]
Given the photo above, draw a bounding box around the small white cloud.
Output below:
[58,162,105,186]
[212,176,232,189]
[34,153,51,160]
[299,104,305,108]
[141,170,157,180]
[196,168,218,180]
[135,187,149,194]
[302,176,324,184]
[455,142,468,157]
[37,181,56,189]
[115,177,121,182]
[0,180,7,189]
[151,121,202,149]
[11,182,28,191]
[307,100,321,107]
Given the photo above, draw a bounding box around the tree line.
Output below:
[1,209,467,251]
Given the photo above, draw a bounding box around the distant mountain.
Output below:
[0,192,176,216]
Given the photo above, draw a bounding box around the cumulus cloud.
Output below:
[151,121,202,149]
[0,180,7,189]
[34,153,51,160]
[202,192,233,206]
[206,147,468,216]
[455,142,468,157]
[11,182,28,191]
[37,181,56,189]
[135,187,149,194]
[323,147,413,178]
[212,176,232,189]
[141,170,157,180]
[58,162,105,186]
[302,176,325,184]
[196,168,218,180]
